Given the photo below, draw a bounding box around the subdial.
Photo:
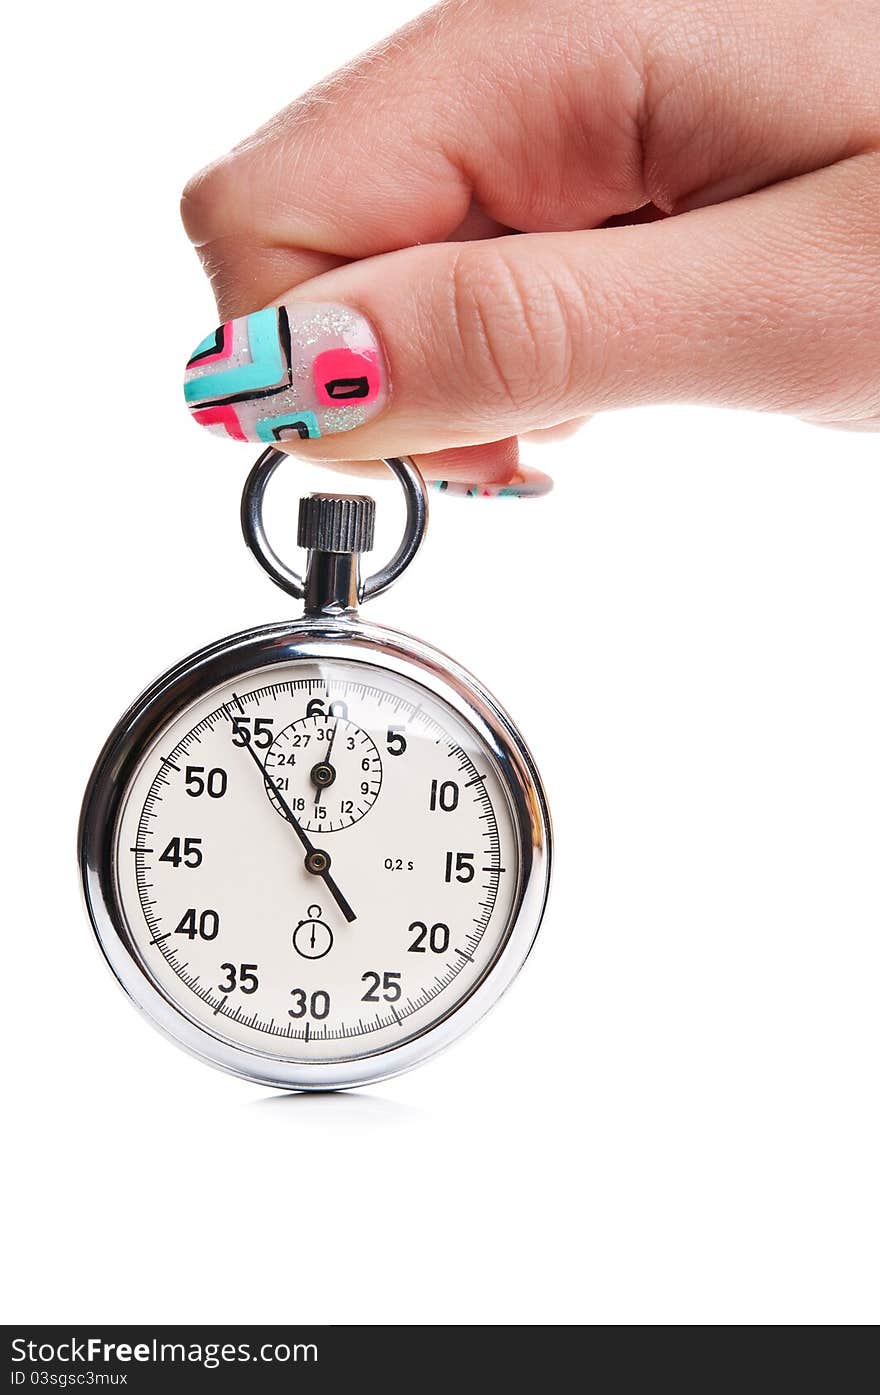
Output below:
[264,712,383,832]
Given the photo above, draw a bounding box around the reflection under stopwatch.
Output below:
[252,1089,423,1130]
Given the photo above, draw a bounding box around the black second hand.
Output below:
[234,714,357,924]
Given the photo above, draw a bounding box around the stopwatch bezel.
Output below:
[79,617,552,1090]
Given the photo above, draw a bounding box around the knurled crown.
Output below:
[297,493,376,554]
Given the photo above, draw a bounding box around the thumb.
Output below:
[183,154,880,455]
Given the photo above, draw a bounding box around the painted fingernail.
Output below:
[431,469,552,499]
[183,303,388,444]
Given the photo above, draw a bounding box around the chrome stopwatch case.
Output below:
[79,453,552,1090]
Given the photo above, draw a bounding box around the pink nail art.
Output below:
[314,347,382,407]
[184,303,388,444]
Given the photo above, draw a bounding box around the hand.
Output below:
[181,0,880,493]
[315,720,339,808]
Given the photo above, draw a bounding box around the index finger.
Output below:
[181,0,880,320]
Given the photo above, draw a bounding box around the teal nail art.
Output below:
[184,303,387,444]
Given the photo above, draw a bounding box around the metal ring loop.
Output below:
[240,449,428,603]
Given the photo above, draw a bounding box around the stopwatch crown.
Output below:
[297,493,376,555]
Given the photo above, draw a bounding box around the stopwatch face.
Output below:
[83,627,550,1088]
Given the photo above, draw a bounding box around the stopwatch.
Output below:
[79,452,551,1089]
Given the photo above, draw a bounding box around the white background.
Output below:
[2,0,878,1325]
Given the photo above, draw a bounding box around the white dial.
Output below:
[115,658,519,1063]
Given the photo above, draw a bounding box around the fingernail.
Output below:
[431,468,552,499]
[183,303,388,444]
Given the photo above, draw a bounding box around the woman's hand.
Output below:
[181,0,880,492]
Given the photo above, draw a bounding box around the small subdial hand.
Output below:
[232,707,357,924]
[312,718,339,806]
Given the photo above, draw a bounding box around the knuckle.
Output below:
[180,156,240,247]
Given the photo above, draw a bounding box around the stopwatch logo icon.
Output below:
[293,906,334,960]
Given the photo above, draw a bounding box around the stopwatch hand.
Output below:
[310,863,356,925]
[237,732,357,924]
[315,718,340,806]
[325,719,339,765]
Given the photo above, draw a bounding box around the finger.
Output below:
[181,0,880,320]
[321,452,553,498]
[316,440,519,482]
[520,418,591,444]
[183,154,880,451]
[318,438,524,483]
